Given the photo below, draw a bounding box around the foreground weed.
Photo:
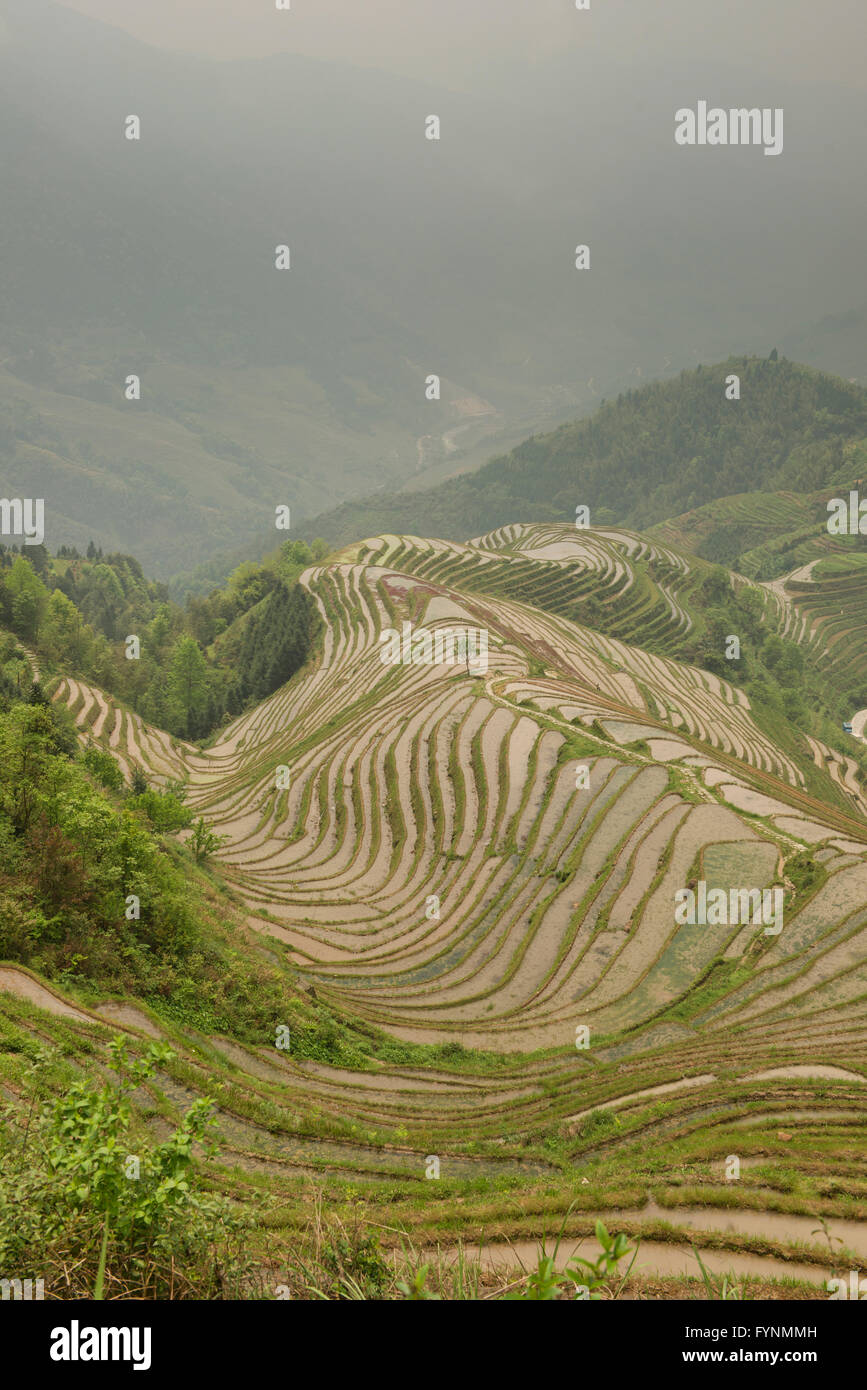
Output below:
[692,1247,750,1301]
[0,1038,260,1299]
[507,1213,639,1301]
[396,1265,442,1301]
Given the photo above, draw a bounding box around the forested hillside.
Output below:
[302,357,867,549]
[0,537,324,741]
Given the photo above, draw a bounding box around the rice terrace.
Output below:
[1,0,867,1336]
[4,490,867,1304]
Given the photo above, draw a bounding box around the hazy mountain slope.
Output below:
[0,0,553,567]
[301,358,867,549]
[4,0,867,575]
[781,302,867,387]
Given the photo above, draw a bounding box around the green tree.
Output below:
[80,563,126,639]
[0,701,72,833]
[5,556,48,641]
[41,589,92,667]
[190,816,225,863]
[130,765,149,795]
[166,636,209,737]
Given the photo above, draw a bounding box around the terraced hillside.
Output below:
[778,556,867,699]
[4,521,867,1296]
[743,553,867,731]
[359,525,697,659]
[650,475,867,586]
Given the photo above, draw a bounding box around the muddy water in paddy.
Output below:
[452,1238,828,1287]
[452,1200,867,1285]
[620,1201,867,1259]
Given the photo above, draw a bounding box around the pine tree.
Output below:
[166,636,209,738]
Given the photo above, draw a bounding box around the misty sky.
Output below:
[55,0,867,88]
[5,0,867,566]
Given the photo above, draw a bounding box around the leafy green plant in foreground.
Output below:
[506,1217,639,1301]
[0,1039,257,1299]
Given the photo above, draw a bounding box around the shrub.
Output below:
[0,1039,258,1299]
[190,817,226,863]
[130,766,149,795]
[82,745,124,792]
[127,789,193,833]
